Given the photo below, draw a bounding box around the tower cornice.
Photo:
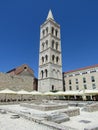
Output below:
[40,33,61,41]
[41,19,60,28]
[40,47,61,54]
[39,62,62,68]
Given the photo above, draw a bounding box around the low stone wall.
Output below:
[21,102,68,111]
[83,103,98,112]
[63,108,80,117]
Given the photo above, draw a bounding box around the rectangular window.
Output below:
[84,84,87,89]
[76,79,78,84]
[69,74,73,77]
[83,77,86,83]
[75,73,80,76]
[76,85,79,90]
[90,70,96,73]
[82,72,87,75]
[92,84,96,89]
[69,86,72,90]
[91,76,95,82]
[69,80,71,85]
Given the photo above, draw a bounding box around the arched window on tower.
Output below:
[51,27,54,35]
[52,55,55,63]
[52,85,54,91]
[55,29,58,37]
[52,69,56,78]
[46,40,48,48]
[46,27,48,35]
[52,40,54,49]
[45,55,48,62]
[41,70,44,79]
[42,57,44,64]
[56,56,59,63]
[56,42,58,50]
[45,69,48,77]
[42,29,45,37]
[42,43,44,50]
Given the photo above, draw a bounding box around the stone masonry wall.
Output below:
[0,73,34,91]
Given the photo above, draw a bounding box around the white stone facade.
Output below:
[38,10,63,92]
[63,65,98,91]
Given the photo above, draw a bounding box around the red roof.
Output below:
[64,64,98,74]
[7,64,34,76]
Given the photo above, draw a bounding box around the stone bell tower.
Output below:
[38,10,63,92]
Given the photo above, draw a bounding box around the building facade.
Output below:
[38,10,63,92]
[5,64,38,91]
[63,64,98,91]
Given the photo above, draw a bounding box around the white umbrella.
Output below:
[53,91,65,95]
[84,89,98,95]
[0,89,16,94]
[16,90,30,101]
[0,89,16,101]
[44,91,54,96]
[30,91,42,95]
[63,91,80,96]
[78,90,84,95]
[17,90,30,95]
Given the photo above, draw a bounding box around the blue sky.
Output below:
[0,0,98,77]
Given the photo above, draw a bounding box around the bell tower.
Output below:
[38,10,63,92]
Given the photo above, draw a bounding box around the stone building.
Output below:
[0,64,37,91]
[63,64,98,91]
[38,10,63,92]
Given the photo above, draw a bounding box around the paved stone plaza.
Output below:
[0,101,98,130]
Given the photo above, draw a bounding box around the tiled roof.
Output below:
[64,64,98,74]
[7,64,34,75]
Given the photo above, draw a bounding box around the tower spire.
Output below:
[47,10,54,20]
